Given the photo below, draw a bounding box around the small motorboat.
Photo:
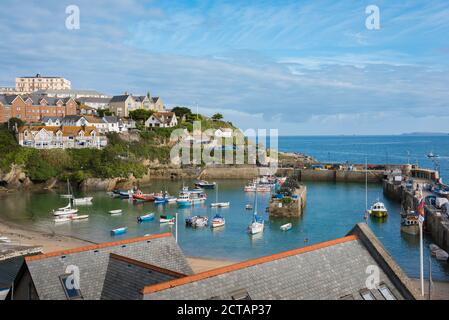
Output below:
[280,223,292,231]
[427,152,439,159]
[211,214,225,228]
[166,197,177,203]
[60,194,73,199]
[193,216,208,227]
[194,180,216,189]
[111,227,128,236]
[132,192,155,202]
[210,202,230,208]
[137,213,155,223]
[119,190,134,199]
[109,209,123,215]
[160,215,175,224]
[73,197,93,205]
[368,201,388,218]
[245,204,253,210]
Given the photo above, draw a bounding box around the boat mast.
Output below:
[216,183,218,203]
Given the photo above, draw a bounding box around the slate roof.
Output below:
[101,254,186,300]
[77,97,111,104]
[16,233,192,300]
[143,224,421,300]
[0,94,72,106]
[110,95,131,103]
[103,116,119,123]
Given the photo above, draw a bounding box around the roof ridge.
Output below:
[142,235,357,295]
[25,233,173,262]
[109,253,186,278]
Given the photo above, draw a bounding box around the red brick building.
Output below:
[0,94,77,123]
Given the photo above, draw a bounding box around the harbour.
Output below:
[1,175,448,282]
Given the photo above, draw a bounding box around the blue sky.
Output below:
[1,0,449,135]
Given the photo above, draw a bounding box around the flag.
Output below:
[417,194,425,223]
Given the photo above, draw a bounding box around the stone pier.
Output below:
[268,185,307,218]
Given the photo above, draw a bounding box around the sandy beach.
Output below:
[0,218,236,273]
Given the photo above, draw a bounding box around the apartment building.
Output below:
[15,74,71,93]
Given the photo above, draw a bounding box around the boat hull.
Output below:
[401,224,419,235]
[370,210,388,218]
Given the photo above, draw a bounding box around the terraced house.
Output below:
[16,125,107,149]
[0,94,77,123]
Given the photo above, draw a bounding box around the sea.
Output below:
[0,135,448,281]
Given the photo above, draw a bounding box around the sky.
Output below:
[1,0,449,135]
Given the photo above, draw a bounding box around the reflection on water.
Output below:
[0,179,448,281]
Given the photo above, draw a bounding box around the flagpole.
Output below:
[419,220,424,296]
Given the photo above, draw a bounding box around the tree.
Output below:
[212,113,223,121]
[98,109,113,117]
[8,117,24,131]
[129,109,153,123]
[172,106,192,119]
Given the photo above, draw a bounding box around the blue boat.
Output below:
[111,227,127,235]
[137,213,155,222]
[154,196,167,204]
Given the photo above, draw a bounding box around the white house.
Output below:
[42,116,62,127]
[214,128,233,138]
[145,112,178,128]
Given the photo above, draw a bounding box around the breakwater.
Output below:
[383,171,449,253]
[268,185,307,218]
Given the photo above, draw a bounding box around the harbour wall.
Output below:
[383,179,449,252]
[276,168,385,183]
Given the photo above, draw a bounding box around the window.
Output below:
[359,289,375,300]
[230,289,251,300]
[59,274,83,300]
[378,284,396,300]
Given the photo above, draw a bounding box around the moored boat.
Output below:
[211,214,225,228]
[160,215,175,224]
[400,210,419,235]
[245,204,253,210]
[132,193,155,202]
[71,214,89,221]
[210,202,230,208]
[73,197,93,205]
[194,180,216,189]
[108,209,123,215]
[53,203,78,216]
[111,227,127,235]
[280,223,292,231]
[248,216,264,235]
[137,213,155,222]
[368,200,388,218]
[176,188,207,207]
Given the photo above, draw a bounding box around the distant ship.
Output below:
[427,151,439,159]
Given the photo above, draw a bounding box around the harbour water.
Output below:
[1,178,448,281]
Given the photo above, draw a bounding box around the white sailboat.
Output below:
[210,183,230,208]
[53,180,78,216]
[248,192,264,235]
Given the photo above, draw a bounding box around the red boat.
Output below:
[132,192,155,202]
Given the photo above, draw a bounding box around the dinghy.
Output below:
[71,214,89,221]
[108,209,123,214]
[280,223,292,231]
[111,227,127,235]
[160,215,175,224]
[137,213,155,222]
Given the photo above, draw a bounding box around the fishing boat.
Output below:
[194,180,216,189]
[111,227,127,235]
[400,207,419,235]
[368,200,388,218]
[280,223,292,231]
[53,203,78,216]
[244,181,272,192]
[160,215,175,224]
[72,197,93,205]
[108,209,123,214]
[210,183,230,208]
[137,213,155,222]
[211,214,225,228]
[176,188,207,207]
